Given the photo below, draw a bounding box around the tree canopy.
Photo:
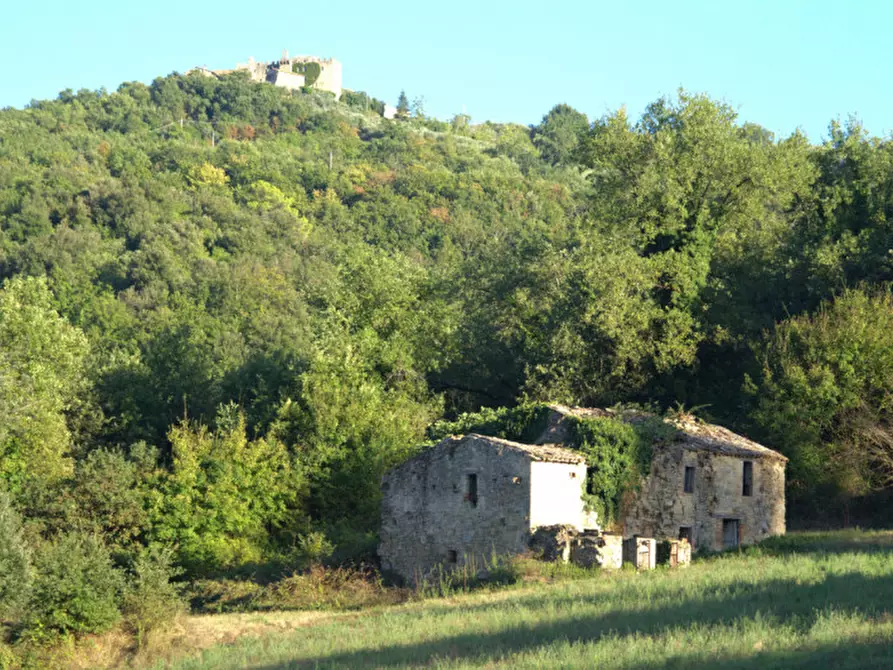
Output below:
[1,72,892,578]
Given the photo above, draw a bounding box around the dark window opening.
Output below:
[683,466,695,493]
[679,526,693,546]
[447,550,457,564]
[742,461,753,497]
[722,519,741,549]
[465,473,478,507]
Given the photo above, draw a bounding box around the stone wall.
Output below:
[311,58,343,99]
[269,70,305,91]
[379,435,587,583]
[380,436,533,583]
[622,445,786,552]
[230,55,343,98]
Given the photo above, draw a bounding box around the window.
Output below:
[679,526,693,546]
[465,473,478,507]
[447,550,457,564]
[742,461,753,497]
[683,466,695,493]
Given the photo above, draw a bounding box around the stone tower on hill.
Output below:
[199,50,343,99]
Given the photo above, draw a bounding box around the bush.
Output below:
[0,643,15,670]
[23,532,125,639]
[123,546,185,646]
[427,403,552,444]
[296,531,334,566]
[67,447,153,556]
[0,491,30,615]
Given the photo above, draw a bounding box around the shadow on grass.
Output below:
[753,530,893,559]
[246,570,893,669]
[639,638,893,670]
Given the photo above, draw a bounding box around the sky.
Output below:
[1,0,891,142]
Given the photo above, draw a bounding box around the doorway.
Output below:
[722,519,740,549]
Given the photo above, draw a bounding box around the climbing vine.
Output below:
[291,61,322,87]
[567,415,677,528]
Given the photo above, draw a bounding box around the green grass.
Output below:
[166,531,893,669]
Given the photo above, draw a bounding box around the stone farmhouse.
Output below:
[379,406,787,582]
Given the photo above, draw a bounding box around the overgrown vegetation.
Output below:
[3,67,893,656]
[566,415,675,526]
[291,61,322,87]
[427,402,553,444]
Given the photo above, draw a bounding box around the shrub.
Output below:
[0,643,15,670]
[67,448,153,556]
[296,531,334,566]
[0,491,30,615]
[149,411,301,574]
[23,532,125,639]
[427,403,552,444]
[123,546,185,646]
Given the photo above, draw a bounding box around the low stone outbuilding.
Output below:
[378,434,592,582]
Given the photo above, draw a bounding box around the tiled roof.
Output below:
[462,434,587,464]
[545,405,788,463]
[669,418,788,462]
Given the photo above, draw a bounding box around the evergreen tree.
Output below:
[396,89,410,117]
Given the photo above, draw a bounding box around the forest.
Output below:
[1,70,893,646]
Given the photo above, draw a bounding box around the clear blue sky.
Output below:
[2,0,890,142]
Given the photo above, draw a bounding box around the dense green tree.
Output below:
[396,90,410,118]
[0,277,90,492]
[149,408,303,572]
[531,103,589,165]
[3,69,893,570]
[754,289,893,505]
[0,491,30,615]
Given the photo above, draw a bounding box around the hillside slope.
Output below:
[1,71,893,585]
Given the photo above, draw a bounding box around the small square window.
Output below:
[683,466,695,493]
[447,550,458,564]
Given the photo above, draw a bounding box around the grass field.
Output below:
[157,530,893,669]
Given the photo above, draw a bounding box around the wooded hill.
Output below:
[1,71,893,635]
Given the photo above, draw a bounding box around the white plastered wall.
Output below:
[528,461,588,530]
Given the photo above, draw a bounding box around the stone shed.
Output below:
[379,434,591,583]
[540,406,787,552]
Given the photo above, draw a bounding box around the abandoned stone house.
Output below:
[379,407,787,582]
[379,434,592,582]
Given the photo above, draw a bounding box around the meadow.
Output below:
[158,530,893,669]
